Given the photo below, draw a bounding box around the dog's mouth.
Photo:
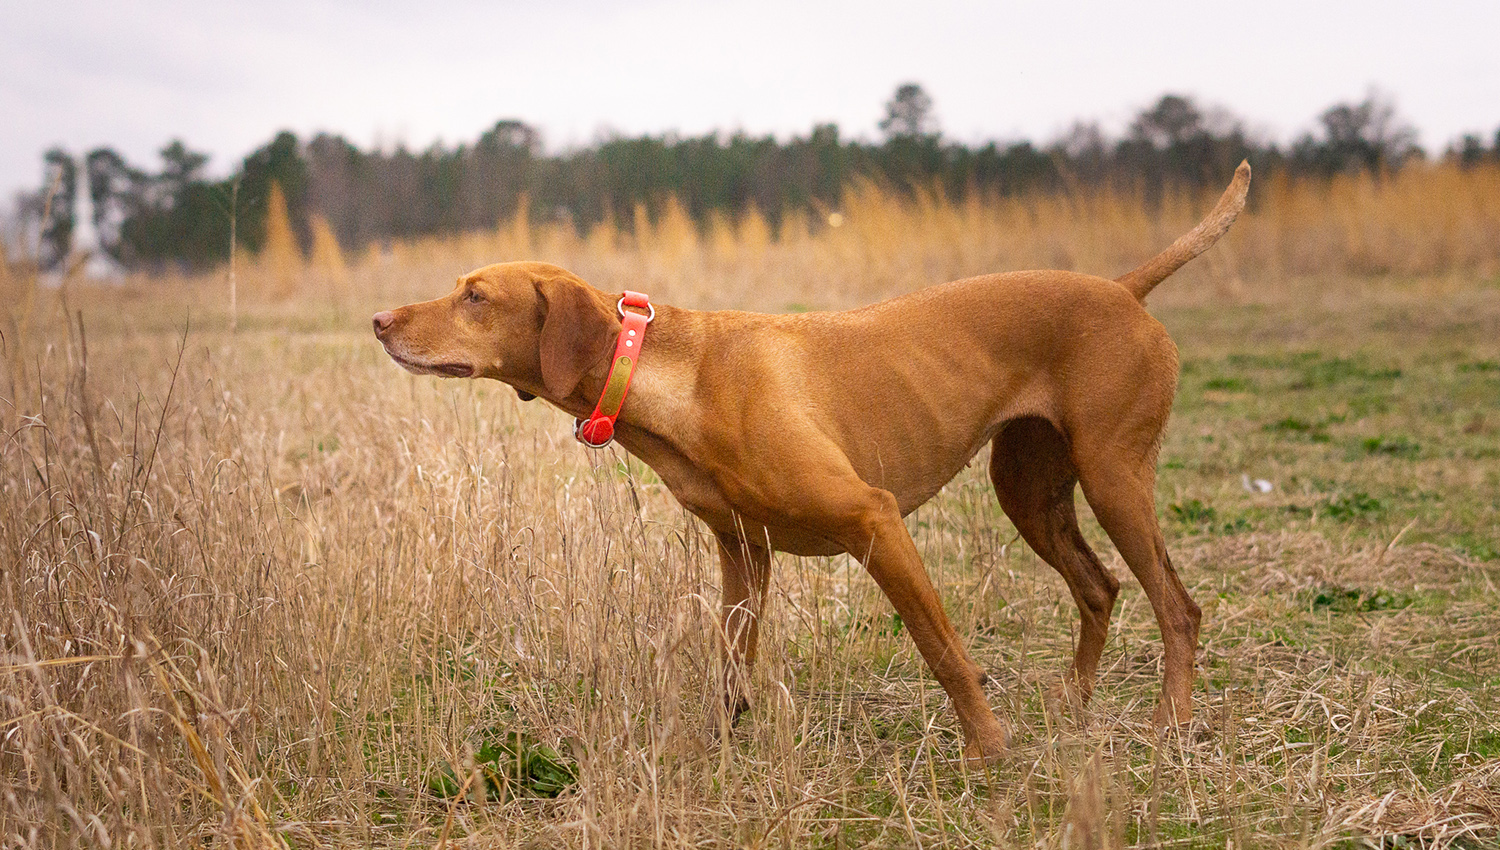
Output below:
[384,348,474,378]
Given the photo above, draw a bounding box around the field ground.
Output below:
[4,201,1500,847]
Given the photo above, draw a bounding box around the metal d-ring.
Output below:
[617,295,654,323]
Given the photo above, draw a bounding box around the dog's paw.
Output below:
[959,712,1011,768]
[1151,695,1197,731]
[961,733,1010,768]
[1152,703,1215,745]
[704,696,749,742]
[1043,678,1091,723]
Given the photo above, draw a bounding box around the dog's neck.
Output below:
[543,302,697,442]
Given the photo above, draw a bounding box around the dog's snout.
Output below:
[372,310,395,337]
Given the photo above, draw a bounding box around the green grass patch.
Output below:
[1306,586,1413,613]
[1265,415,1337,443]
[1291,356,1402,389]
[1204,376,1252,391]
[1169,498,1217,525]
[1325,491,1384,520]
[1359,435,1421,459]
[428,727,578,801]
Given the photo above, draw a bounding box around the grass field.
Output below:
[3,169,1500,848]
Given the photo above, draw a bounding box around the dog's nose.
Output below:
[372,310,395,336]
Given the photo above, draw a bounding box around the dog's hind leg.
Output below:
[1074,449,1201,727]
[989,418,1119,708]
[715,530,771,728]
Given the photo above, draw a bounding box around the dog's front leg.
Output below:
[833,487,1011,765]
[714,530,771,731]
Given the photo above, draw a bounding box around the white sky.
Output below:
[5,0,1500,203]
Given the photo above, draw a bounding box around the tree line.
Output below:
[17,87,1500,273]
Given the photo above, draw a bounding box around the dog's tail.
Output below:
[1115,160,1251,301]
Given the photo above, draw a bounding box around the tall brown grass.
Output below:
[217,160,1500,312]
[260,181,302,298]
[3,162,1498,848]
[307,215,349,294]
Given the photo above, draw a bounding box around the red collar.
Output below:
[574,291,653,448]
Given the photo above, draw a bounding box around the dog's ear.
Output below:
[536,275,617,399]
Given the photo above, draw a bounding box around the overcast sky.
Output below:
[5,0,1500,203]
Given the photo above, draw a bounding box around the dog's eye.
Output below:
[466,290,484,304]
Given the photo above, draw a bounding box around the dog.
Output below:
[373,162,1251,764]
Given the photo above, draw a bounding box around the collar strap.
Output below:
[574,291,653,448]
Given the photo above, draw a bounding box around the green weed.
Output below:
[428,728,577,801]
[1360,435,1421,459]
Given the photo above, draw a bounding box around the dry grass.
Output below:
[2,168,1499,848]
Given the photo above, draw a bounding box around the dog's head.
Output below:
[372,261,618,402]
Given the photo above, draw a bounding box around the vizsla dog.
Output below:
[373,163,1251,764]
